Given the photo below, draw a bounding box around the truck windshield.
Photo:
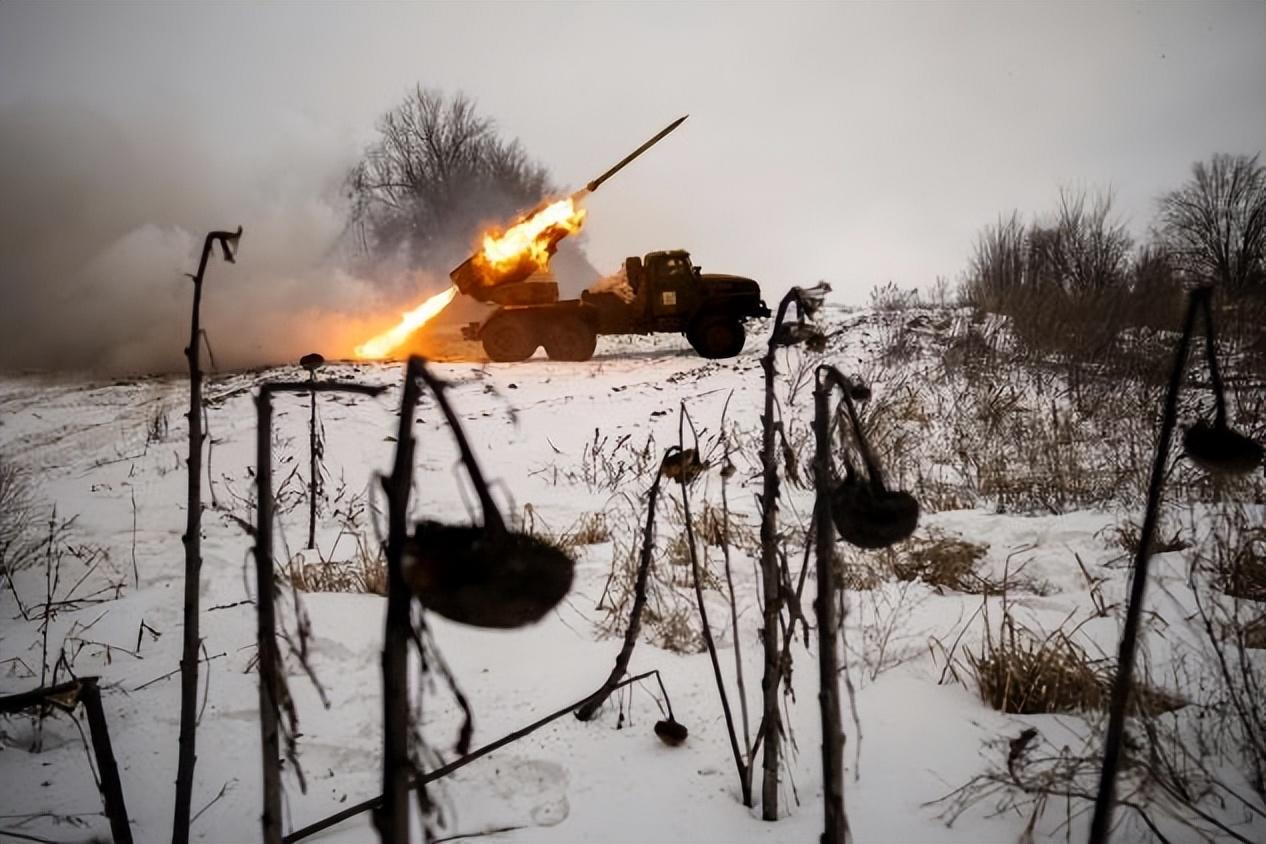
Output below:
[661,256,691,280]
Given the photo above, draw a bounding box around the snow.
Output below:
[1,308,1262,843]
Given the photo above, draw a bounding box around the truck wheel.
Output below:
[482,314,538,362]
[688,316,746,359]
[544,318,597,362]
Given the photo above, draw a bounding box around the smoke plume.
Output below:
[0,102,455,375]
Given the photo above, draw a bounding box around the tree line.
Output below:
[968,153,1265,302]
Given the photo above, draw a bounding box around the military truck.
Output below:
[458,251,770,362]
[446,117,769,361]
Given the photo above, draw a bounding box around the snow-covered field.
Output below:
[1,308,1262,843]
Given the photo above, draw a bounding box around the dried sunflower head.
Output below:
[661,449,707,484]
[654,718,689,746]
[830,476,919,549]
[1183,420,1263,477]
[403,521,574,628]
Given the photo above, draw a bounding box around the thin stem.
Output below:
[285,670,673,844]
[679,410,751,807]
[414,360,506,535]
[1088,287,1205,844]
[814,372,850,844]
[720,449,752,759]
[575,469,664,721]
[378,360,421,844]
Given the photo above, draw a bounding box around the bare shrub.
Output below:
[0,455,43,573]
[869,280,919,311]
[960,191,1198,388]
[966,211,1026,302]
[592,503,709,656]
[846,579,928,681]
[566,429,659,493]
[929,724,1251,844]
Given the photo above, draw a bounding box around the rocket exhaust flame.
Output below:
[353,196,586,360]
[479,196,586,271]
[353,285,459,359]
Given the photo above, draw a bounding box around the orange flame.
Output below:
[352,196,585,359]
[479,197,586,272]
[353,285,459,359]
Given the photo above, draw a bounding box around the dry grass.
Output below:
[1111,518,1190,558]
[838,556,885,591]
[660,531,727,595]
[560,511,612,548]
[852,318,1176,515]
[1215,524,1266,602]
[693,501,758,552]
[869,280,920,312]
[594,526,707,655]
[286,548,387,595]
[967,623,1108,714]
[837,532,1045,596]
[963,268,1186,385]
[893,531,989,592]
[521,506,611,556]
[644,604,704,654]
[965,608,1184,716]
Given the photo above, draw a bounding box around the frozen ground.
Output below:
[1,308,1262,843]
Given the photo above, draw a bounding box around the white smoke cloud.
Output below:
[0,102,447,374]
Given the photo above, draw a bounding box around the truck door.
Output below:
[649,253,692,329]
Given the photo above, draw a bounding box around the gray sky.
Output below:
[1,1,1263,370]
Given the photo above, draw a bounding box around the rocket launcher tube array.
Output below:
[450,115,689,302]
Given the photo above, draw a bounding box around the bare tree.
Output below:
[1028,189,1133,294]
[969,191,1132,303]
[1158,153,1266,290]
[348,87,552,271]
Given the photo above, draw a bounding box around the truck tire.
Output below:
[482,314,538,362]
[543,318,597,362]
[688,315,746,359]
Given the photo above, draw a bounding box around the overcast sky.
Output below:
[1,1,1263,370]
